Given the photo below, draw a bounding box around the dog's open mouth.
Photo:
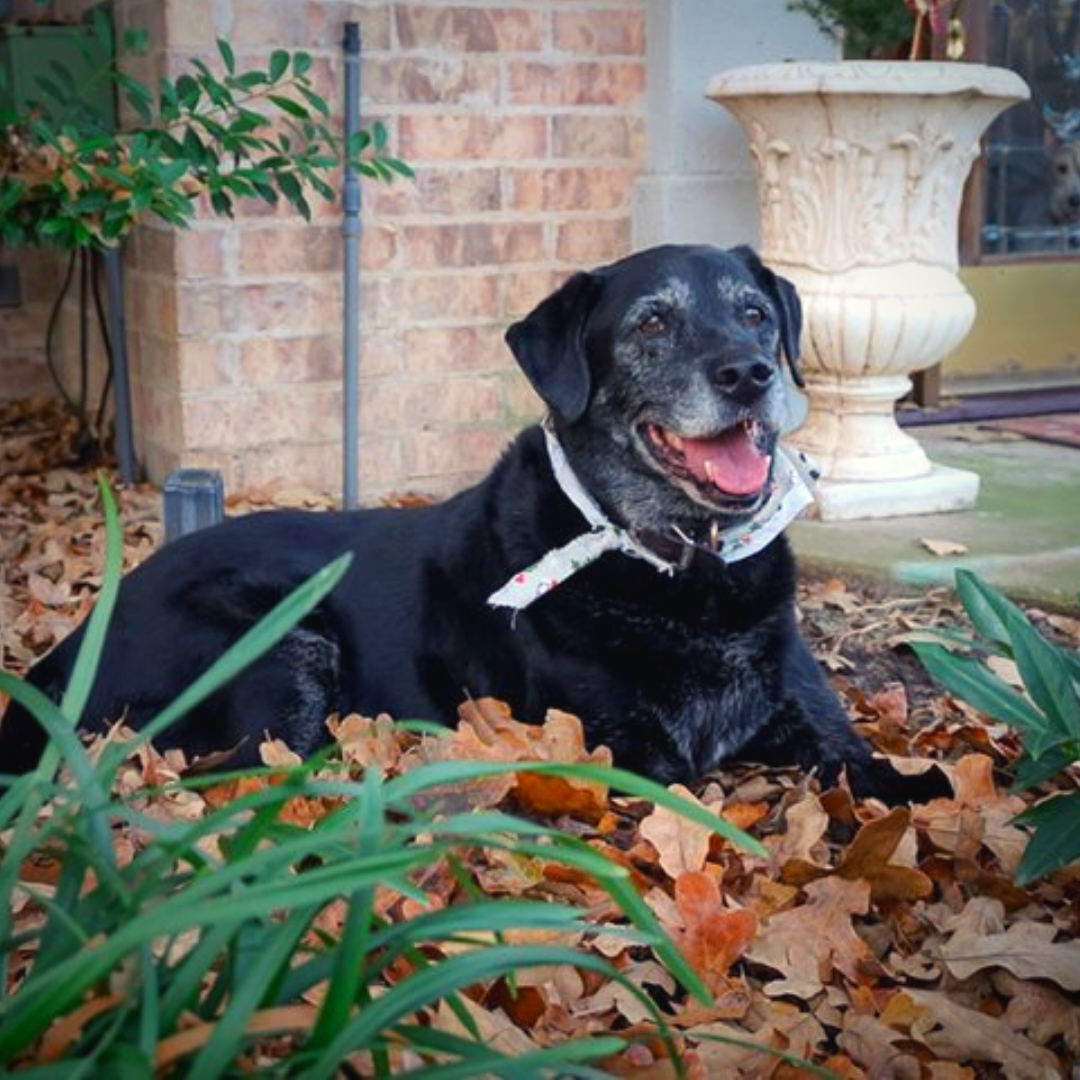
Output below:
[644,420,774,504]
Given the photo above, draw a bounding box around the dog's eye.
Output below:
[638,314,667,337]
[743,304,767,328]
[1058,162,1070,174]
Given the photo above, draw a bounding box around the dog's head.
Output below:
[1049,139,1080,225]
[506,244,803,537]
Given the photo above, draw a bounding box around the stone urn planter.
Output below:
[707,62,1029,520]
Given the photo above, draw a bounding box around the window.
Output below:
[977,0,1080,259]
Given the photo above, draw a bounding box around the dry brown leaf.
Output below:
[994,970,1080,1054]
[673,871,758,994]
[903,989,1061,1080]
[34,994,124,1064]
[918,538,970,557]
[938,918,1080,991]
[951,753,1001,805]
[746,877,878,998]
[259,737,303,769]
[770,792,829,866]
[689,1002,827,1077]
[986,655,1023,688]
[838,1012,921,1080]
[155,1005,319,1070]
[433,996,540,1057]
[640,785,715,877]
[784,807,933,904]
[327,712,401,773]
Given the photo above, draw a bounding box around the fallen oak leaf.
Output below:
[33,993,125,1065]
[640,784,715,877]
[687,1001,827,1076]
[938,918,1080,991]
[442,701,612,821]
[769,792,829,867]
[327,712,403,774]
[783,807,933,904]
[837,1012,922,1079]
[832,807,931,903]
[903,989,1061,1080]
[673,871,758,995]
[259,737,303,769]
[746,877,881,998]
[513,710,612,822]
[994,970,1080,1055]
[918,537,969,557]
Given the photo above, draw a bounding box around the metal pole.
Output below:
[342,21,362,509]
[102,246,139,483]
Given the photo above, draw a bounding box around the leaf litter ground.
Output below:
[2,396,1080,1077]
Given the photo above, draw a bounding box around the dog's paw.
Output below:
[839,755,952,807]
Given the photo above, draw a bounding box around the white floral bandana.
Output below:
[487,424,819,612]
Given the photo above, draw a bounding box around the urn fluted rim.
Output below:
[706,60,1029,104]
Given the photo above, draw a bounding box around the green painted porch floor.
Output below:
[788,424,1080,610]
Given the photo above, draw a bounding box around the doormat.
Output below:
[980,412,1080,449]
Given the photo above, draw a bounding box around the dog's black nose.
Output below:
[711,357,775,403]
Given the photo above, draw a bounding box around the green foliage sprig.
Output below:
[787,0,917,58]
[912,570,1080,885]
[788,0,965,60]
[0,11,411,251]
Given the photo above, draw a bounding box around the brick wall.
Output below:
[3,0,647,499]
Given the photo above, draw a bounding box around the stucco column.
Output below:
[633,0,835,251]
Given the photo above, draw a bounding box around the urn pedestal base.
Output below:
[810,464,980,521]
[788,371,981,519]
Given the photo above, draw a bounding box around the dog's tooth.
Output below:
[666,431,684,452]
[709,520,720,550]
[703,459,716,485]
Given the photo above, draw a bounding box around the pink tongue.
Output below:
[682,428,770,497]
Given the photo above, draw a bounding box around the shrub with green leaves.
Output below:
[0,10,411,250]
[911,570,1080,885]
[0,480,773,1074]
[787,0,916,58]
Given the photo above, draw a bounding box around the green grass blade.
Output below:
[0,674,106,807]
[389,1025,627,1078]
[386,759,768,857]
[188,908,316,1080]
[0,675,115,968]
[159,923,238,1033]
[138,943,160,1063]
[61,474,123,723]
[306,769,383,1050]
[298,945,625,1077]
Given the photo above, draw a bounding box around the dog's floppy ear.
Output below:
[505,271,603,424]
[732,245,805,388]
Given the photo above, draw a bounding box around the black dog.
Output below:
[0,245,942,802]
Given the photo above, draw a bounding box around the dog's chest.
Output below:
[534,575,783,736]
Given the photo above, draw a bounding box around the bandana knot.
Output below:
[487,424,817,612]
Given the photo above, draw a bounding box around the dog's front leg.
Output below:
[740,638,949,806]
